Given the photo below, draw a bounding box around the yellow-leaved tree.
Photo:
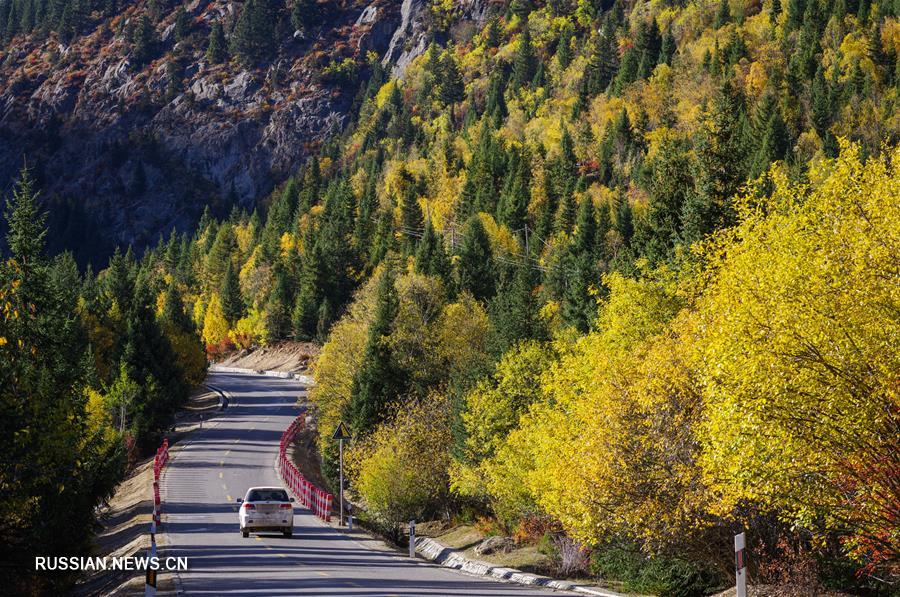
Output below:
[694,141,900,565]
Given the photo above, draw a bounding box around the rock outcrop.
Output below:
[0,0,492,264]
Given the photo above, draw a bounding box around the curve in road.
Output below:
[162,371,576,596]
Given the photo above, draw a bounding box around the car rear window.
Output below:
[247,489,290,502]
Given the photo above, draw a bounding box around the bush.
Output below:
[590,542,722,597]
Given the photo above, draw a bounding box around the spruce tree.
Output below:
[131,15,156,65]
[346,266,403,435]
[174,6,189,41]
[439,49,465,105]
[715,0,731,28]
[511,25,537,90]
[556,21,574,69]
[455,216,496,302]
[683,80,748,246]
[206,21,227,63]
[291,0,319,32]
[414,219,450,281]
[162,281,193,333]
[220,261,245,325]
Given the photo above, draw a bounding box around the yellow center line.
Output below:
[219,460,224,466]
[226,495,232,502]
[277,553,287,558]
[234,438,241,444]
[317,571,329,577]
[222,484,227,491]
[225,450,231,456]
[218,472,223,479]
[255,536,262,542]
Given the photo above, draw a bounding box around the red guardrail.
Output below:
[278,416,333,522]
[152,438,170,525]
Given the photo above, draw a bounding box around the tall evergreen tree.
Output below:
[455,216,495,301]
[511,25,537,90]
[346,266,403,435]
[206,20,227,63]
[220,261,245,325]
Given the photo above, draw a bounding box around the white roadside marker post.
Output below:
[735,532,747,597]
[409,519,416,559]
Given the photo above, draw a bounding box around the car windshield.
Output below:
[247,489,289,502]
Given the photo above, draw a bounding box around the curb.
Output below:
[415,537,624,596]
[208,364,315,386]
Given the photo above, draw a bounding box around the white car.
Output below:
[237,486,294,538]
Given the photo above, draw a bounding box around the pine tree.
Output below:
[206,21,227,63]
[265,263,292,340]
[556,21,574,69]
[220,261,245,325]
[633,136,693,263]
[231,0,276,65]
[635,18,662,79]
[346,266,403,435]
[456,216,495,301]
[414,219,450,281]
[660,28,677,65]
[399,183,423,254]
[174,6,190,41]
[511,25,537,90]
[439,49,465,105]
[291,0,319,32]
[683,80,748,246]
[715,0,731,28]
[162,281,193,333]
[131,15,156,65]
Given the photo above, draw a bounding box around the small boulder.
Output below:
[474,536,515,556]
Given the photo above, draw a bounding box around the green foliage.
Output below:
[206,21,227,63]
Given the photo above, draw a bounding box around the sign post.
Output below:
[331,422,352,526]
[735,532,747,597]
[409,520,416,558]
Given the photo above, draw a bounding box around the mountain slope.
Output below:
[0,0,490,264]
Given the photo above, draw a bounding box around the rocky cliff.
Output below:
[0,0,487,265]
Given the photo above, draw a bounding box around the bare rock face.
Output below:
[0,0,492,264]
[382,0,430,76]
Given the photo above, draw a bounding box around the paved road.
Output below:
[162,371,575,596]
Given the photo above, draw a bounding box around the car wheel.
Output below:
[283,528,292,538]
[241,528,249,538]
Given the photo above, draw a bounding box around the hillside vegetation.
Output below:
[2,0,899,593]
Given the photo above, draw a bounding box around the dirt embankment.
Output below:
[71,387,224,596]
[215,341,319,374]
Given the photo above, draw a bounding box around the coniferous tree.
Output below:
[162,280,193,333]
[414,219,450,281]
[556,21,574,69]
[715,0,731,28]
[346,265,403,435]
[220,261,245,325]
[206,21,227,63]
[660,28,677,65]
[683,80,748,246]
[174,6,189,41]
[561,197,599,332]
[291,0,319,32]
[511,25,537,90]
[635,18,662,79]
[439,49,465,105]
[131,14,156,65]
[455,216,495,302]
[634,136,693,263]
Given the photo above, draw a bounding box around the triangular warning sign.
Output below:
[332,421,352,440]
